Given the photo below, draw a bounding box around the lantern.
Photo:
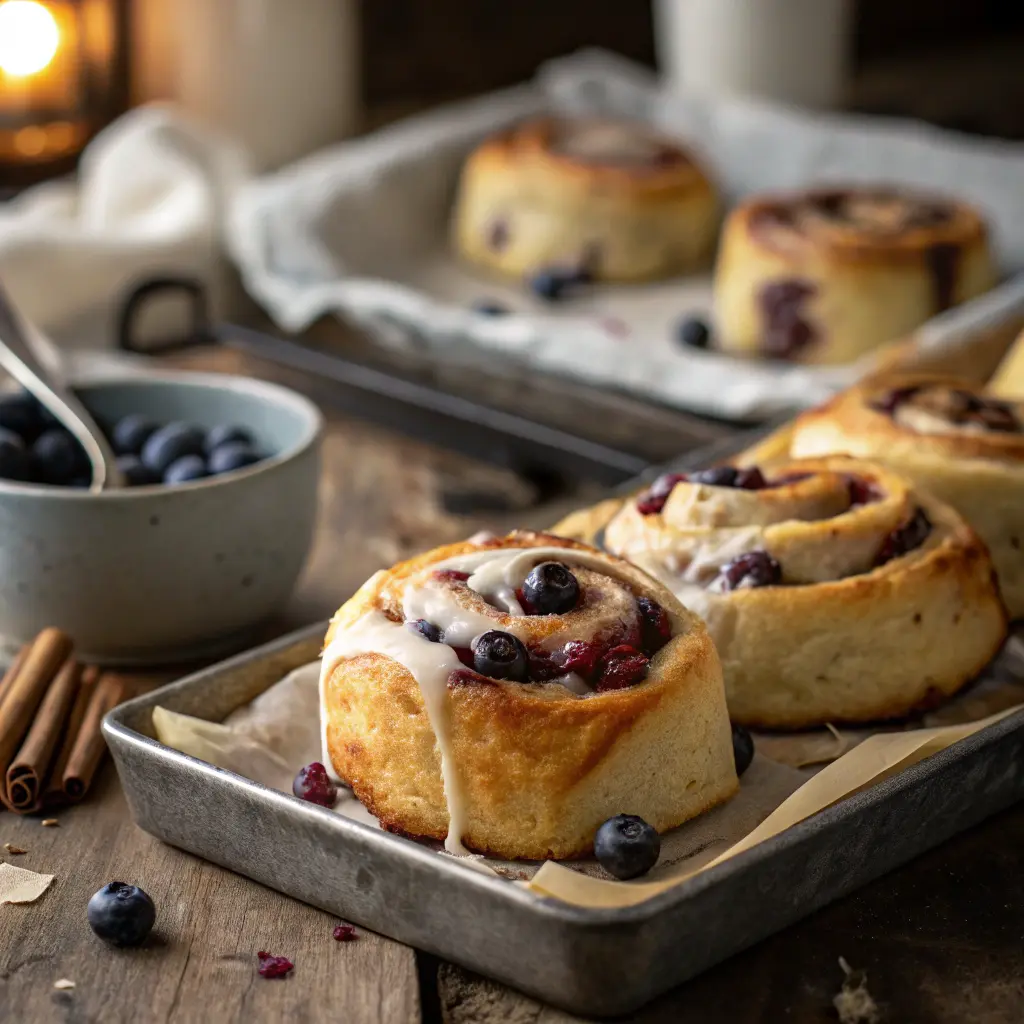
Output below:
[0,0,128,184]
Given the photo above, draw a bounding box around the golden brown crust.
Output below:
[553,458,1008,727]
[451,117,720,282]
[322,530,738,859]
[791,378,1024,617]
[713,187,997,366]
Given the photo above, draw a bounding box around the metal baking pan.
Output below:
[104,634,1024,1018]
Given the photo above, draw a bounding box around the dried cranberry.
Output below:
[636,472,688,515]
[711,551,782,592]
[447,668,481,687]
[453,646,475,668]
[292,763,338,807]
[333,924,358,942]
[561,640,602,680]
[595,645,650,691]
[875,507,932,565]
[257,952,294,979]
[637,597,672,655]
[734,467,766,489]
[434,570,470,583]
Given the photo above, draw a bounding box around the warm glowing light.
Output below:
[0,1,60,78]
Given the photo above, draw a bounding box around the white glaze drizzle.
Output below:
[318,544,650,855]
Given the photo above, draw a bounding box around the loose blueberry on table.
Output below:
[87,882,156,947]
[732,723,755,777]
[594,814,661,880]
[293,762,338,807]
[528,268,574,302]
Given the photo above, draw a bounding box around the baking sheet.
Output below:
[228,48,1024,421]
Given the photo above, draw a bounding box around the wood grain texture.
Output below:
[0,769,419,1024]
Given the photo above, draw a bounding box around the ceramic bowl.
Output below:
[0,370,323,664]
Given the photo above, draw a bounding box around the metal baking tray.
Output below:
[105,635,1024,1016]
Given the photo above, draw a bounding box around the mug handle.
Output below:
[117,276,213,354]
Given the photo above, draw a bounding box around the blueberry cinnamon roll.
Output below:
[319,531,736,860]
[451,117,719,283]
[714,187,996,364]
[792,376,1024,617]
[553,458,1006,728]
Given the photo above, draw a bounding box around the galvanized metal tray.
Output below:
[104,621,1024,1017]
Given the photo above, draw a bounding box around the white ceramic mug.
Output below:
[654,0,853,109]
[132,0,360,171]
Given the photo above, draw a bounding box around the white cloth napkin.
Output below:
[228,49,1024,421]
[0,105,247,352]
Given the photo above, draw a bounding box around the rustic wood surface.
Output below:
[2,346,1023,1023]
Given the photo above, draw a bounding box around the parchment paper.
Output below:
[152,628,1024,906]
[228,49,1024,421]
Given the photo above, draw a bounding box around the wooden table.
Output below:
[2,348,1023,1023]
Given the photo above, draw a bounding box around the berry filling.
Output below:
[875,507,932,565]
[408,619,443,643]
[758,279,818,360]
[710,550,782,592]
[636,466,766,515]
[872,386,1020,433]
[846,475,881,506]
[636,596,672,655]
[595,645,650,691]
[434,569,470,583]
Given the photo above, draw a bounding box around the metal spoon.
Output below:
[0,280,123,491]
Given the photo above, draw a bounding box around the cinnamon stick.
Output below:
[0,646,28,709]
[5,659,82,812]
[60,672,127,802]
[0,630,73,797]
[43,666,99,807]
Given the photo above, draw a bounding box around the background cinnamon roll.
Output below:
[791,376,1024,617]
[319,530,737,860]
[553,458,1006,728]
[713,187,996,365]
[451,117,719,283]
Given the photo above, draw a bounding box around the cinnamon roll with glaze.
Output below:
[552,458,1006,728]
[714,187,996,365]
[792,377,1024,617]
[451,117,719,283]
[319,531,737,860]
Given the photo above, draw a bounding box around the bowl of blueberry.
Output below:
[0,370,322,663]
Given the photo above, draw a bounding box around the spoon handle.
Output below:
[0,282,122,492]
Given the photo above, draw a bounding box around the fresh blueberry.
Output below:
[207,442,261,476]
[711,550,782,592]
[111,414,159,456]
[0,428,31,481]
[594,814,661,880]
[732,723,755,777]
[407,619,443,643]
[0,391,46,442]
[292,762,338,807]
[471,299,509,316]
[116,454,157,487]
[528,268,572,302]
[163,454,207,485]
[716,550,783,590]
[87,882,156,947]
[522,562,580,615]
[31,429,88,485]
[142,422,204,476]
[676,316,711,349]
[471,630,529,682]
[204,424,255,455]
